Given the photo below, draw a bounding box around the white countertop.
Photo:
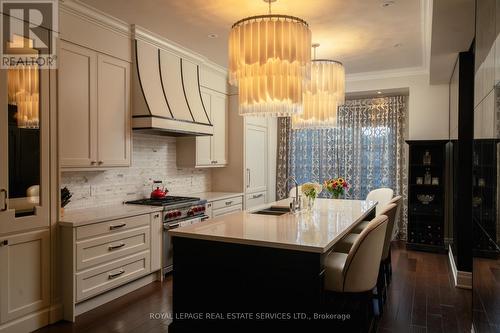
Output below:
[169,198,377,253]
[59,204,163,227]
[191,191,244,202]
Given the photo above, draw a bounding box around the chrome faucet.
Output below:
[285,176,301,213]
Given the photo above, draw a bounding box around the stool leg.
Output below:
[373,266,385,316]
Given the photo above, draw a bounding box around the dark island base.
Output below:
[169,237,376,332]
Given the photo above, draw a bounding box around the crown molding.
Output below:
[133,25,227,76]
[59,0,131,37]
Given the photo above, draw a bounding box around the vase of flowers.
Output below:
[301,182,323,210]
[324,177,349,199]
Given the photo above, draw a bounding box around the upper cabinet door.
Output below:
[59,42,98,168]
[196,91,212,166]
[97,54,131,167]
[245,125,267,193]
[0,39,50,234]
[210,91,227,166]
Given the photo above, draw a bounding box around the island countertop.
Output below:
[169,198,377,253]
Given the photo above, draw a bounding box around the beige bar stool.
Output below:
[323,215,388,330]
[335,203,398,254]
[384,195,402,284]
[352,188,394,234]
[333,203,398,314]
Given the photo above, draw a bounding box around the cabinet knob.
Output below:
[98,161,103,165]
[91,161,97,165]
[0,240,8,246]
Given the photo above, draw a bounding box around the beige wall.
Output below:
[346,73,450,140]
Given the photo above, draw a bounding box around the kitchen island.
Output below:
[169,198,376,332]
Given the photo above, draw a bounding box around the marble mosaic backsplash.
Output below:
[61,134,211,210]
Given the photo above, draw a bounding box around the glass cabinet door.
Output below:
[0,36,50,234]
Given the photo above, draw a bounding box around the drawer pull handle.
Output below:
[225,201,233,206]
[108,269,125,279]
[109,223,126,230]
[252,194,263,199]
[108,242,125,250]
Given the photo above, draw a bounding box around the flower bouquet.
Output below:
[324,177,349,199]
[301,182,323,210]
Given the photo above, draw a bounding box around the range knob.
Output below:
[176,211,181,217]
[167,212,174,218]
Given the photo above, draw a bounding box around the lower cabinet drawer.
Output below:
[76,214,150,240]
[246,191,267,209]
[212,196,243,210]
[213,205,242,218]
[76,226,150,271]
[75,251,150,302]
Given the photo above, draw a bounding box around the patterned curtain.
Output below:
[276,96,408,239]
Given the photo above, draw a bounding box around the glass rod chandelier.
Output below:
[292,44,345,129]
[228,0,311,117]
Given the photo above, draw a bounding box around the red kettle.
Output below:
[150,181,168,199]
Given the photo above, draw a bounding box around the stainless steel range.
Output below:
[125,196,208,275]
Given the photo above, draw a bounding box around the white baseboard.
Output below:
[49,303,63,324]
[0,307,50,332]
[448,245,472,289]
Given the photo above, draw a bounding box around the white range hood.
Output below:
[132,27,213,136]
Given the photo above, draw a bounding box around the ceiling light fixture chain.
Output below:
[312,43,320,60]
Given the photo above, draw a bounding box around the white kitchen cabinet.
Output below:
[212,94,275,208]
[150,212,162,272]
[177,88,228,167]
[205,195,243,219]
[0,229,50,324]
[58,42,97,167]
[245,124,268,194]
[61,212,160,321]
[59,41,131,169]
[245,191,267,210]
[97,54,131,167]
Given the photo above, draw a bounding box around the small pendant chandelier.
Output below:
[228,0,311,117]
[292,43,345,129]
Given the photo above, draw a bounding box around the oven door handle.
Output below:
[165,223,181,230]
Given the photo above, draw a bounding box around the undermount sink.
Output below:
[252,206,290,216]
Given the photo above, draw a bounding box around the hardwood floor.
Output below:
[378,242,471,333]
[38,241,471,333]
[473,255,500,332]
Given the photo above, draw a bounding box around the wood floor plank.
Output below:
[36,241,473,333]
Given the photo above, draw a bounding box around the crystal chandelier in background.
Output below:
[292,44,345,129]
[228,0,311,117]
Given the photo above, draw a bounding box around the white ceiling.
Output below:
[79,0,428,76]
